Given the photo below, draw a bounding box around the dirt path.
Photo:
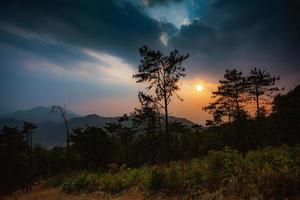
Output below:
[3,185,99,200]
[2,185,144,200]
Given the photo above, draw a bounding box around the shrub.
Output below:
[203,147,241,190]
[50,146,299,199]
[245,146,300,199]
[146,167,165,193]
[62,172,100,193]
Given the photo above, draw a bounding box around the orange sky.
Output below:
[70,77,218,124]
[169,78,217,123]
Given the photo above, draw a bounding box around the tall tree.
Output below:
[22,121,37,192]
[204,69,249,153]
[247,68,280,118]
[50,105,71,174]
[132,92,160,164]
[204,69,248,123]
[133,46,188,162]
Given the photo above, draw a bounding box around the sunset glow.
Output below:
[196,84,204,92]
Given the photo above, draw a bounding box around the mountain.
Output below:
[0,107,195,148]
[0,106,79,123]
[68,114,117,128]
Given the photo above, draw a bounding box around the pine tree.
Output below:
[247,68,280,118]
[133,46,188,162]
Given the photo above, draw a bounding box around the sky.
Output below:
[0,0,300,123]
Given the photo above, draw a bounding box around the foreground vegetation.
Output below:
[46,146,300,200]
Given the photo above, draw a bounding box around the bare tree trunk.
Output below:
[164,96,169,163]
[52,106,71,176]
[256,94,260,118]
[63,116,71,175]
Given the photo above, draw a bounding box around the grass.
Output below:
[47,145,300,199]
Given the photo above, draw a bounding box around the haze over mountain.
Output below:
[0,106,79,123]
[0,106,195,147]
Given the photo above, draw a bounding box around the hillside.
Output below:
[0,107,195,147]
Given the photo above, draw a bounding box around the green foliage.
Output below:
[203,147,240,189]
[245,146,300,199]
[99,167,143,194]
[47,146,299,199]
[62,172,100,193]
[146,167,165,192]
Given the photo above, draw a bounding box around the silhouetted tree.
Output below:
[247,68,280,118]
[71,127,114,170]
[47,146,67,175]
[272,85,300,144]
[32,145,49,183]
[50,105,71,175]
[104,114,135,166]
[204,69,248,123]
[0,127,28,195]
[133,46,189,162]
[132,92,160,164]
[204,69,250,153]
[22,122,37,192]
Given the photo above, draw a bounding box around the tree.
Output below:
[247,68,280,118]
[0,127,29,194]
[204,69,249,153]
[104,114,135,166]
[22,121,37,191]
[71,126,114,170]
[204,69,248,124]
[203,99,233,125]
[50,105,71,174]
[131,92,160,164]
[271,85,300,144]
[133,46,189,162]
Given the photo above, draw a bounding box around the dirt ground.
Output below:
[2,185,144,200]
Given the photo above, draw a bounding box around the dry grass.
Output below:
[3,185,105,200]
[2,185,182,200]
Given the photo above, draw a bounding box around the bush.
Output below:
[50,146,300,199]
[146,167,165,192]
[62,172,100,193]
[203,147,241,189]
[245,146,300,199]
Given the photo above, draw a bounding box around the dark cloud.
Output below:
[0,26,98,68]
[0,0,168,64]
[143,0,184,7]
[168,0,300,77]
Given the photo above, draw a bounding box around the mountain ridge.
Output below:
[0,107,195,148]
[0,106,79,123]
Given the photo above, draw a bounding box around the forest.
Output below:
[1,46,300,199]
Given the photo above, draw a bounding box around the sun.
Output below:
[196,84,204,92]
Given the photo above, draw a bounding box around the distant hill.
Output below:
[0,107,195,148]
[0,106,79,123]
[68,114,117,128]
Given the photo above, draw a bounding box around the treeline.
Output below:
[1,46,300,195]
